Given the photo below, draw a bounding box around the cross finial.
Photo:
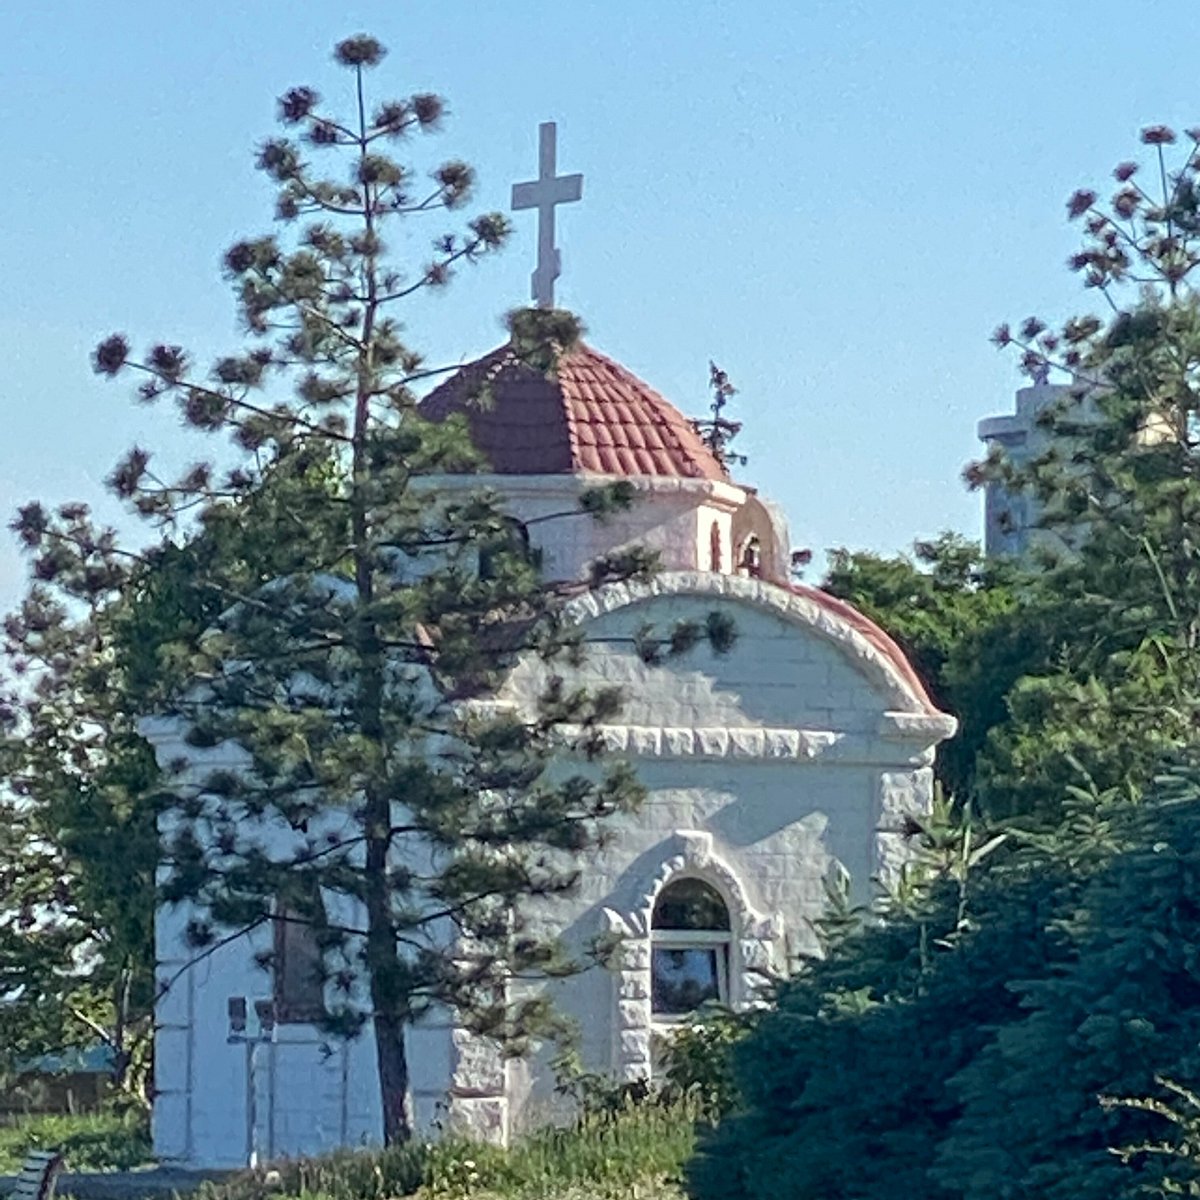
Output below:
[511,122,583,308]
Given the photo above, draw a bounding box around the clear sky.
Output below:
[3,0,1199,611]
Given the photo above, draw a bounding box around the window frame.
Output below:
[649,878,735,1023]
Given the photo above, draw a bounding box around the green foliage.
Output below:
[1103,1076,1200,1196]
[426,1099,702,1199]
[827,132,1200,831]
[689,847,1078,1200]
[0,549,163,1098]
[972,127,1200,818]
[688,766,1200,1200]
[659,1009,754,1118]
[6,33,732,1146]
[931,776,1200,1200]
[191,1096,700,1200]
[823,534,1044,806]
[0,1108,152,1173]
[689,362,744,471]
[193,1141,430,1200]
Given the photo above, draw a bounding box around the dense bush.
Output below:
[690,777,1200,1200]
[688,859,1074,1200]
[659,1008,753,1118]
[932,788,1200,1199]
[0,1107,152,1172]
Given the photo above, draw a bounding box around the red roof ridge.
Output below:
[783,581,939,714]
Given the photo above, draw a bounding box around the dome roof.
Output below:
[420,342,728,480]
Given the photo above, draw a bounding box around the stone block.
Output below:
[152,1092,191,1161]
[448,1097,508,1145]
[740,939,772,972]
[451,1029,505,1097]
[600,726,629,753]
[629,726,662,756]
[618,1029,651,1061]
[662,727,695,756]
[623,943,651,970]
[153,1028,191,1094]
[617,999,650,1030]
[618,974,649,1000]
[155,975,191,1029]
[728,729,762,758]
[690,728,724,759]
[411,1091,445,1135]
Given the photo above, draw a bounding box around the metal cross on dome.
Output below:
[511,122,583,308]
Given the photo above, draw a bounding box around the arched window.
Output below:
[709,521,723,573]
[650,878,732,1017]
[738,535,762,578]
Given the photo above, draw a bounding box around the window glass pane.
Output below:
[652,878,730,931]
[652,947,722,1015]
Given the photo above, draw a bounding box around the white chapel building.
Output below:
[145,337,956,1166]
[145,121,954,1167]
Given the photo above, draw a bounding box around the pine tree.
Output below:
[975,125,1200,816]
[0,460,348,1098]
[11,35,728,1144]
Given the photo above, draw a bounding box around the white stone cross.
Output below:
[511,122,583,309]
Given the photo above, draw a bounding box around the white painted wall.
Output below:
[417,475,747,582]
[149,574,951,1165]
[504,595,892,733]
[154,877,460,1167]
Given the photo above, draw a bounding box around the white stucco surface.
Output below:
[147,564,953,1165]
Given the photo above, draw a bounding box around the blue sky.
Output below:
[3,0,1198,610]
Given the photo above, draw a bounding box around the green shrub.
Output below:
[659,1008,753,1118]
[689,783,1200,1200]
[687,865,1075,1200]
[447,1095,702,1196]
[0,1108,152,1172]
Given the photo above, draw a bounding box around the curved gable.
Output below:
[564,572,936,716]
[502,572,951,745]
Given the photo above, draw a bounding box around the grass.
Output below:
[194,1094,704,1200]
[0,1107,153,1172]
[0,1090,701,1198]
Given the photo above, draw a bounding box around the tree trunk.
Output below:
[364,796,412,1145]
[370,1001,411,1144]
[350,56,411,1145]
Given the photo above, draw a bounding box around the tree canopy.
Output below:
[703,124,1200,1198]
[2,34,729,1141]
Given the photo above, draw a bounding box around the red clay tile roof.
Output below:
[785,582,940,714]
[420,343,728,480]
